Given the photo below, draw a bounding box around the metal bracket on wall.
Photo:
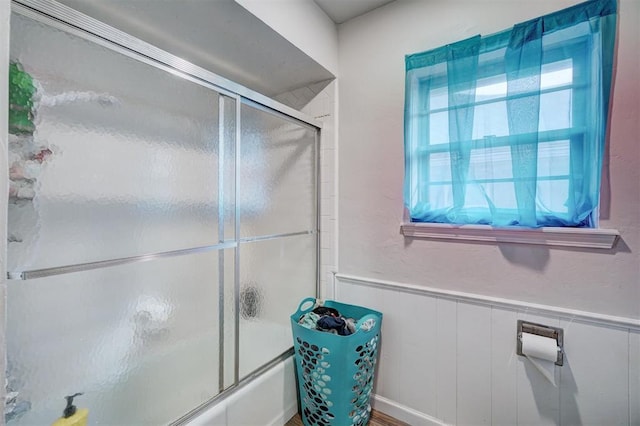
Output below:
[517,319,564,366]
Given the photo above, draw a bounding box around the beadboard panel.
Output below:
[335,276,639,426]
[629,331,640,426]
[436,298,458,425]
[456,303,492,425]
[560,319,629,425]
[490,308,518,426]
[397,291,438,416]
[377,289,402,403]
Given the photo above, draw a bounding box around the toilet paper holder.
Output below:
[517,320,564,366]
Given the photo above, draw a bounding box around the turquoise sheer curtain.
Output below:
[404,0,617,227]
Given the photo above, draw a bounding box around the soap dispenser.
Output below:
[51,393,88,426]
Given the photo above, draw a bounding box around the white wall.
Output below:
[235,0,339,77]
[337,0,640,320]
[336,1,640,424]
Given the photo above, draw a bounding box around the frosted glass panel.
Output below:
[222,96,237,242]
[222,248,237,389]
[6,252,220,425]
[8,13,222,271]
[238,234,316,378]
[240,105,316,237]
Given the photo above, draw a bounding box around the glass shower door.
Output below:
[6,11,232,425]
[6,2,320,424]
[237,103,317,378]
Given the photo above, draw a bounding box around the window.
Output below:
[404,0,617,229]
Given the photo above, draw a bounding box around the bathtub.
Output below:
[8,320,296,425]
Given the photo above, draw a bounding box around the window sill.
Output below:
[400,222,620,249]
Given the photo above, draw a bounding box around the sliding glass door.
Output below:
[238,103,317,378]
[6,4,318,425]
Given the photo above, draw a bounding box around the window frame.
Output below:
[402,35,620,249]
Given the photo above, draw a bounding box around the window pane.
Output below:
[541,59,573,90]
[537,140,570,177]
[469,146,513,181]
[472,101,509,139]
[472,181,517,209]
[537,179,570,214]
[475,74,507,102]
[429,183,453,208]
[429,86,448,110]
[429,111,449,144]
[540,90,572,131]
[428,152,452,182]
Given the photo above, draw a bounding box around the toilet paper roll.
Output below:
[521,332,559,386]
[521,332,559,362]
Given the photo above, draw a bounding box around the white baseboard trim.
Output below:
[335,273,640,331]
[267,401,298,426]
[371,394,448,426]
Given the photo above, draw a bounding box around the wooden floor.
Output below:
[285,409,409,426]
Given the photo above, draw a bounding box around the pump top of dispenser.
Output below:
[51,392,88,426]
[63,393,82,418]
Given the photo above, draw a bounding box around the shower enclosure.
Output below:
[5,1,319,424]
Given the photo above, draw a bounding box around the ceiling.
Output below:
[313,0,396,24]
[55,0,334,102]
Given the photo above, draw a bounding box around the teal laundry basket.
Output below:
[290,298,383,426]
